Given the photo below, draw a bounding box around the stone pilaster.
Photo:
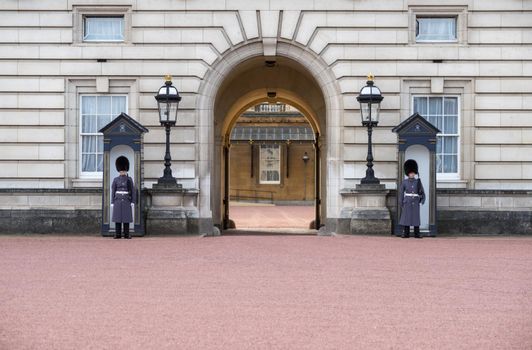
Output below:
[339,184,392,235]
[145,187,209,235]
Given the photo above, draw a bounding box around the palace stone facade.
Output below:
[0,0,531,234]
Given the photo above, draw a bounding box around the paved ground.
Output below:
[1,234,532,350]
[230,203,314,228]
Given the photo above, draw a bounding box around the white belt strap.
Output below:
[404,193,419,197]
[116,191,129,194]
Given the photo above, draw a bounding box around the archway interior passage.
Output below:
[227,102,316,230]
[213,56,327,232]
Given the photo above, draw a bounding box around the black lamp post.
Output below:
[302,152,309,200]
[356,73,383,185]
[155,75,182,188]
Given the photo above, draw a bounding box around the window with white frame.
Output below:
[413,96,459,175]
[83,16,124,42]
[259,144,281,184]
[416,17,457,42]
[80,95,127,175]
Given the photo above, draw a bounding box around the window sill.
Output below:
[72,178,103,188]
[83,39,125,43]
[437,179,467,189]
[73,42,131,46]
[414,40,459,44]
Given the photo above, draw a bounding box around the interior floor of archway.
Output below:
[229,202,314,229]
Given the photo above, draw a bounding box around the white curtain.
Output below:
[81,96,97,172]
[81,95,126,173]
[417,18,456,41]
[414,96,459,174]
[84,17,124,41]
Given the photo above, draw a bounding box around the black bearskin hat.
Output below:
[115,156,130,172]
[404,159,418,175]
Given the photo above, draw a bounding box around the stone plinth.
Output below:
[145,187,203,235]
[339,184,391,235]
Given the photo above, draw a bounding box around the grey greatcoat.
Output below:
[399,177,425,227]
[111,175,136,223]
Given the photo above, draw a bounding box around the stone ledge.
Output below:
[0,188,102,194]
[145,187,199,194]
[340,208,392,235]
[387,189,532,196]
[0,209,100,234]
[145,206,201,235]
[438,210,532,235]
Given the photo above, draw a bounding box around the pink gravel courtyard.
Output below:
[1,234,532,349]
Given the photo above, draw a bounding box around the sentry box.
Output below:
[99,112,148,236]
[392,112,440,237]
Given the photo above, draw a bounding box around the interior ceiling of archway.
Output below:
[230,102,314,142]
[214,56,326,137]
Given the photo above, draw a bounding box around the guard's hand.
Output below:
[111,204,114,207]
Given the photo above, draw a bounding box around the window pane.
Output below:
[436,137,442,153]
[80,94,127,174]
[97,96,112,115]
[436,154,443,173]
[82,115,97,133]
[112,96,127,115]
[443,155,458,173]
[82,154,96,172]
[82,136,97,153]
[97,135,104,152]
[97,154,104,172]
[97,114,112,130]
[444,136,458,154]
[444,97,458,115]
[84,16,124,41]
[444,115,458,134]
[81,96,96,115]
[413,97,427,116]
[414,96,459,175]
[416,17,456,41]
[428,97,442,115]
[425,115,438,130]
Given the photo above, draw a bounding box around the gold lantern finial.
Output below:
[367,73,374,81]
[164,74,172,82]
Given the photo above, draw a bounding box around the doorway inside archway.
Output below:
[226,102,317,230]
[212,55,328,233]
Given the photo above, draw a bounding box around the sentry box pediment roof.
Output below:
[99,112,149,135]
[392,112,440,136]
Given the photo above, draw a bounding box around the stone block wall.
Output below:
[0,0,530,232]
[0,189,101,233]
[387,189,532,235]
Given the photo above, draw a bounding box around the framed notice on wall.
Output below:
[259,144,281,184]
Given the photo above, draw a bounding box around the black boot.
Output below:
[414,226,422,239]
[401,226,410,238]
[114,223,122,239]
[123,223,131,239]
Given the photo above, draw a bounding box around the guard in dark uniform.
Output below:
[398,159,425,239]
[111,156,136,239]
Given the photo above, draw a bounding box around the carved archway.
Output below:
[196,41,343,233]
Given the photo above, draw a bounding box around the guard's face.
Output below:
[119,171,127,176]
[408,172,416,179]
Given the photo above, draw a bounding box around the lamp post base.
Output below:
[153,177,182,189]
[356,183,386,191]
[338,185,391,235]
